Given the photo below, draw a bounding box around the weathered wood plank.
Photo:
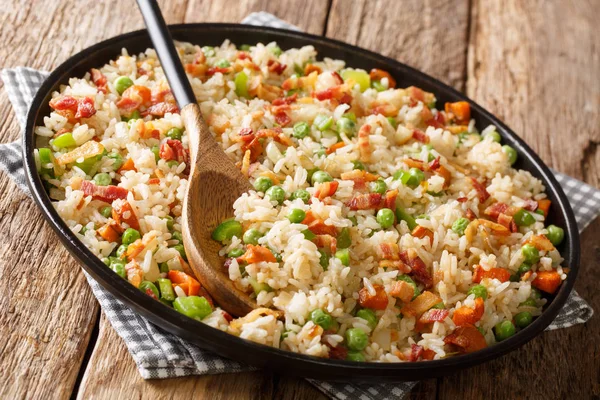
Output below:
[326,0,471,90]
[439,0,600,398]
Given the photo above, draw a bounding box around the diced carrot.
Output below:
[444,101,471,125]
[389,280,414,303]
[112,200,140,230]
[411,226,434,244]
[401,291,442,317]
[238,244,277,264]
[118,158,136,174]
[472,265,511,283]
[168,270,202,296]
[537,199,551,217]
[124,239,145,260]
[444,324,487,353]
[97,223,120,243]
[532,270,562,294]
[452,297,485,326]
[527,234,554,251]
[326,142,345,155]
[421,349,436,360]
[358,284,389,310]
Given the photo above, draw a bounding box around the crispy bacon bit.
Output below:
[406,86,425,105]
[237,52,252,61]
[412,129,429,143]
[369,68,396,89]
[389,280,414,303]
[302,211,338,236]
[272,93,298,106]
[527,234,554,251]
[327,344,348,360]
[379,260,411,273]
[422,349,436,360]
[223,257,234,272]
[312,234,337,254]
[314,85,352,104]
[522,199,538,212]
[407,344,424,362]
[378,243,400,260]
[444,101,471,125]
[401,291,441,317]
[81,180,128,203]
[423,108,445,129]
[346,192,382,211]
[340,169,379,191]
[470,177,490,203]
[472,265,511,283]
[497,213,517,232]
[207,66,232,76]
[222,311,234,322]
[484,202,510,219]
[400,249,433,288]
[452,297,485,326]
[267,59,287,75]
[369,103,398,117]
[433,164,452,189]
[404,158,425,171]
[465,209,477,220]
[159,140,189,172]
[117,85,151,110]
[358,284,389,310]
[532,270,562,294]
[444,325,487,354]
[90,68,107,93]
[49,95,96,120]
[304,63,322,75]
[185,63,208,77]
[143,102,179,117]
[238,127,253,137]
[314,181,339,200]
[418,308,450,324]
[49,95,78,114]
[274,110,292,127]
[411,226,434,244]
[238,244,277,264]
[457,197,468,203]
[112,200,140,230]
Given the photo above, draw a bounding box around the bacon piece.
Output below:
[143,102,179,117]
[527,234,554,251]
[369,103,398,117]
[340,169,379,191]
[404,158,425,170]
[406,86,425,105]
[111,200,140,230]
[256,127,293,146]
[379,260,411,273]
[407,344,424,362]
[90,68,107,93]
[302,211,338,236]
[419,308,450,324]
[327,344,348,360]
[274,111,292,127]
[117,85,151,110]
[532,270,562,294]
[331,71,344,85]
[497,213,517,232]
[312,234,337,254]
[304,63,322,75]
[346,192,382,211]
[472,265,511,283]
[422,349,436,360]
[444,325,487,354]
[429,158,451,189]
[185,63,208,77]
[160,140,189,172]
[412,129,429,143]
[207,66,232,76]
[238,244,277,264]
[237,52,252,61]
[49,95,96,120]
[401,291,441,317]
[272,93,298,106]
[465,209,477,220]
[452,297,485,326]
[411,226,434,244]
[378,243,400,260]
[81,180,128,203]
[49,95,78,113]
[369,68,396,89]
[314,85,352,104]
[400,249,433,288]
[389,280,414,303]
[484,202,509,219]
[267,59,287,75]
[314,181,339,200]
[522,199,538,212]
[222,311,233,322]
[358,284,389,310]
[470,177,490,203]
[457,197,468,203]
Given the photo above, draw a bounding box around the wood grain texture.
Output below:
[326,0,470,90]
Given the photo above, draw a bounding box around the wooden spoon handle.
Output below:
[136,0,196,109]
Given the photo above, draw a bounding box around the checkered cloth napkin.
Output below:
[1,12,597,400]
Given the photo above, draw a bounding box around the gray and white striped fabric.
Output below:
[0,12,597,400]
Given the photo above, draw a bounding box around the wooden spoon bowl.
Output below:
[180,104,256,317]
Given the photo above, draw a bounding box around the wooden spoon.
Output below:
[137,0,256,316]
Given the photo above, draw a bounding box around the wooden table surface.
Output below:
[1,0,598,398]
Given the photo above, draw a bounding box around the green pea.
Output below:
[100,206,112,218]
[395,207,417,230]
[483,131,501,143]
[371,80,386,92]
[310,309,333,330]
[292,121,310,139]
[139,281,159,298]
[386,117,397,129]
[452,218,470,236]
[125,109,141,122]
[535,209,545,216]
[467,284,488,300]
[159,262,170,274]
[336,117,356,136]
[271,46,283,56]
[265,186,286,204]
[514,311,533,328]
[122,228,141,245]
[163,215,174,231]
[502,145,518,165]
[253,177,273,193]
[102,257,110,266]
[348,216,358,226]
[173,244,187,260]
[202,46,216,57]
[293,63,304,76]
[53,132,76,148]
[109,258,126,279]
[228,248,245,258]
[243,228,263,245]
[115,76,134,95]
[376,208,395,229]
[521,244,540,264]
[115,244,128,258]
[234,71,249,98]
[352,160,365,170]
[509,273,520,283]
[302,229,316,240]
[166,127,183,141]
[337,227,352,249]
[314,147,326,158]
[519,299,537,308]
[345,328,369,351]
[171,231,183,244]
[530,287,542,299]
[356,308,378,329]
[108,152,124,170]
[397,274,420,299]
[394,168,424,188]
[346,351,366,362]
[546,225,564,246]
[311,171,333,185]
[80,226,88,235]
[335,248,350,266]
[514,209,535,226]
[287,208,306,224]
[291,189,310,203]
[518,263,531,275]
[314,115,333,131]
[167,160,179,168]
[157,278,175,302]
[173,296,213,321]
[344,112,357,122]
[248,277,272,295]
[370,179,387,194]
[494,320,516,341]
[215,59,231,68]
[306,167,319,183]
[93,172,112,186]
[318,249,329,269]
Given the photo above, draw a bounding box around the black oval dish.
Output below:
[23,24,579,382]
